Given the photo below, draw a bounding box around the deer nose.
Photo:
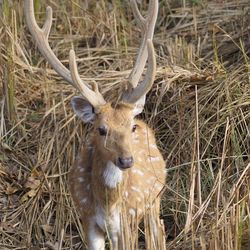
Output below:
[117,156,134,169]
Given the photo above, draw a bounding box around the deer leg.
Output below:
[108,229,124,250]
[86,219,105,250]
[109,231,119,250]
[107,209,122,250]
[149,200,164,250]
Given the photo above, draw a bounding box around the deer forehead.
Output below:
[96,103,134,129]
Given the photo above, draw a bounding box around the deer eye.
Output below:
[132,124,137,132]
[98,127,107,136]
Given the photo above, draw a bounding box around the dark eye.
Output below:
[132,124,137,132]
[98,127,107,136]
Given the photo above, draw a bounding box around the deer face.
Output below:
[71,96,139,170]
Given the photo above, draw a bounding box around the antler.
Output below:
[128,0,158,88]
[24,0,106,107]
[69,51,106,107]
[122,0,158,104]
[123,40,156,104]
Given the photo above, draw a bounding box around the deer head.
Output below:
[24,0,158,170]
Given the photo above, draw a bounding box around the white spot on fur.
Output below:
[143,129,148,135]
[138,157,143,162]
[129,208,135,217]
[133,138,140,144]
[78,177,85,182]
[132,168,144,176]
[80,198,87,204]
[131,186,141,193]
[148,156,161,162]
[75,191,81,198]
[150,144,158,149]
[155,183,163,190]
[103,161,123,189]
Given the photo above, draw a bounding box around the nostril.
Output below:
[118,157,124,166]
[118,157,133,168]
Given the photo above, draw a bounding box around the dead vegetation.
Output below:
[0,0,250,249]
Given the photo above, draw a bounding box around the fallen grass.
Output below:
[0,0,250,249]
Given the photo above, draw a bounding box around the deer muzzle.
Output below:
[117,156,134,170]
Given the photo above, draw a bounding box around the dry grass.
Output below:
[0,0,250,249]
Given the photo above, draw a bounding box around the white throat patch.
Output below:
[103,161,123,189]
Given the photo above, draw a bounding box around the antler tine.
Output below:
[128,0,158,88]
[123,40,156,104]
[24,0,73,85]
[69,50,106,107]
[24,0,106,108]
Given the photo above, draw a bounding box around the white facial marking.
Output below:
[103,161,123,189]
[129,208,135,217]
[132,168,144,176]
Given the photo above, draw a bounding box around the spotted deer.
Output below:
[25,0,166,249]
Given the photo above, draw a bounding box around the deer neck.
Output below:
[92,152,128,207]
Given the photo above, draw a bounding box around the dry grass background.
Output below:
[0,0,250,249]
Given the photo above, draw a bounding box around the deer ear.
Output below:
[71,96,96,123]
[133,95,145,116]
